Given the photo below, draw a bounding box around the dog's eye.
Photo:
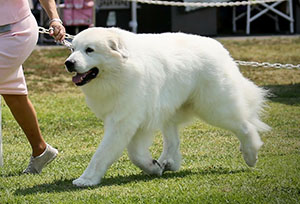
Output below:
[85,47,94,54]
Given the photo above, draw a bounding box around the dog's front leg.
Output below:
[73,119,138,187]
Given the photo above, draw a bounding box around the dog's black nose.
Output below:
[65,59,76,72]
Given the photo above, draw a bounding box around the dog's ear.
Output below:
[108,38,129,59]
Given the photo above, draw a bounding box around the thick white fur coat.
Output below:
[65,27,270,187]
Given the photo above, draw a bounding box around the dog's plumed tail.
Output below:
[243,78,271,132]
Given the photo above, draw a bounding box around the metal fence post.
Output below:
[130,1,138,33]
[0,97,3,166]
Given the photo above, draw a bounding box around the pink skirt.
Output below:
[0,14,38,95]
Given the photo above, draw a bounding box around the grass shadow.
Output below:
[265,83,300,105]
[196,166,250,175]
[14,167,247,195]
[101,169,196,187]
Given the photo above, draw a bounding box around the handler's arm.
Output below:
[39,0,65,42]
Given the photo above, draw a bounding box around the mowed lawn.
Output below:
[0,37,299,203]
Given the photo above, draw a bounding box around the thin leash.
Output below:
[38,26,74,50]
[37,26,300,70]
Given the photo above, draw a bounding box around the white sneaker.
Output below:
[23,144,58,174]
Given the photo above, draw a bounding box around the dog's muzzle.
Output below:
[65,60,99,86]
[65,59,76,72]
[72,68,99,86]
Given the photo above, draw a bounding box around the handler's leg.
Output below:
[2,94,46,157]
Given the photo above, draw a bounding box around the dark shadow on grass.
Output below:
[15,178,82,195]
[265,83,300,105]
[14,167,248,195]
[14,170,194,195]
[196,166,250,175]
[101,169,196,187]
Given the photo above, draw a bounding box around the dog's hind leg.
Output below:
[200,115,263,167]
[158,122,181,172]
[233,121,263,167]
[127,129,164,176]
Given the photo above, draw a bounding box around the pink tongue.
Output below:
[72,73,86,84]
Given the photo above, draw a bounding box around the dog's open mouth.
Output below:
[72,68,99,86]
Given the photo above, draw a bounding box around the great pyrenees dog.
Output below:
[65,27,270,187]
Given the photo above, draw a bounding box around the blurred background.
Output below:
[29,0,300,44]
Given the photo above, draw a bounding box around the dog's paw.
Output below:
[162,159,180,172]
[72,177,100,187]
[240,146,258,167]
[145,159,164,176]
[242,151,258,167]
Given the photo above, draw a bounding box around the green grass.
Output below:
[1,37,300,203]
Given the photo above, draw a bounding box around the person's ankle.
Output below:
[32,143,47,157]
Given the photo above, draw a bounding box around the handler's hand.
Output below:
[49,21,66,42]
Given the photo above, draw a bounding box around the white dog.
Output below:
[65,27,270,187]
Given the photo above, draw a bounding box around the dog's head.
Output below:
[65,27,129,86]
